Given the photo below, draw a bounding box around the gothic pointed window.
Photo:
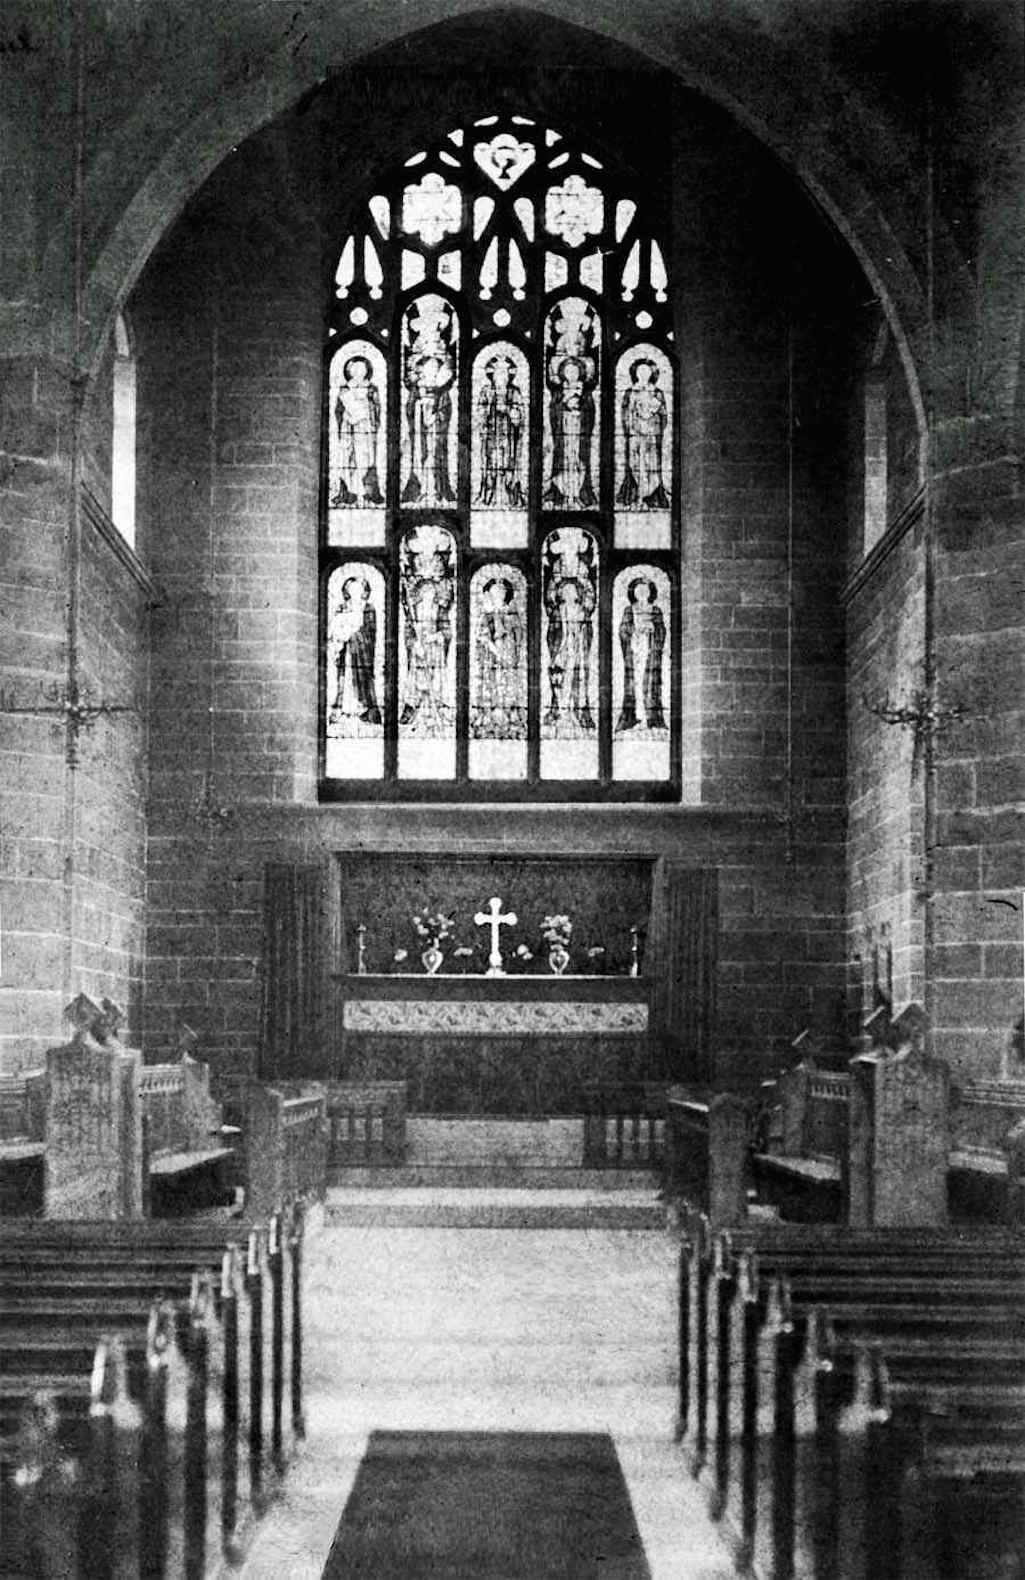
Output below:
[320,112,679,801]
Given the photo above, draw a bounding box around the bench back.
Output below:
[139,1057,223,1159]
[805,1070,851,1159]
[0,1069,46,1141]
[951,1079,1025,1153]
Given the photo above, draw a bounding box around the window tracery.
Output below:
[320,111,679,800]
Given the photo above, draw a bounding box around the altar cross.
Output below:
[474,895,518,977]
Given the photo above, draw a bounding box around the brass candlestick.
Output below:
[356,924,367,975]
[629,927,640,978]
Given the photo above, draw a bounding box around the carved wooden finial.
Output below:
[891,1002,927,1055]
[64,993,106,1038]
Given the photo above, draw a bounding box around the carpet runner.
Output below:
[321,1430,651,1579]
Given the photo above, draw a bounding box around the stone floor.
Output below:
[237,1214,736,1579]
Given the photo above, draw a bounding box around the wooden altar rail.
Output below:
[676,1219,1025,1579]
[326,1080,408,1170]
[0,1205,308,1577]
[663,1090,751,1228]
[582,1083,665,1169]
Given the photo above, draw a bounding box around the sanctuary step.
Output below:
[326,1116,665,1222]
[324,1187,665,1229]
[332,1166,656,1189]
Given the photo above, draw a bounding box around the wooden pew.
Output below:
[752,1058,848,1221]
[676,1219,1025,1580]
[948,1077,1025,1222]
[0,1001,239,1222]
[755,1011,1025,1227]
[140,1055,237,1217]
[0,1068,46,1215]
[664,1088,751,1228]
[582,1081,666,1169]
[0,1204,310,1574]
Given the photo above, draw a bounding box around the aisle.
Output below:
[238,1217,735,1579]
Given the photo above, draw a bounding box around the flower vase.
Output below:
[548,942,570,976]
[421,943,444,976]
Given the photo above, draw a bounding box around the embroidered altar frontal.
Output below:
[334,974,654,1115]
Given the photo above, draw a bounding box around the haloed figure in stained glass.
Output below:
[616,577,666,732]
[332,355,384,508]
[543,530,597,732]
[543,301,598,509]
[473,577,525,739]
[330,576,381,726]
[399,534,455,730]
[476,355,526,509]
[617,358,669,511]
[401,299,457,506]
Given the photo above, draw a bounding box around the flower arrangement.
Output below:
[515,943,534,965]
[412,910,454,948]
[541,914,572,948]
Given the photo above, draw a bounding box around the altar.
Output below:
[261,852,718,1104]
[333,972,654,1116]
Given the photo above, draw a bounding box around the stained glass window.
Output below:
[320,112,679,800]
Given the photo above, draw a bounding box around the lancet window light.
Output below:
[321,113,679,801]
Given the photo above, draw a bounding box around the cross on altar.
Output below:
[474,896,518,977]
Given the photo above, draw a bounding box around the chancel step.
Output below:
[324,1186,666,1229]
[330,1165,658,1190]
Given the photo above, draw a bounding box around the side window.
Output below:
[111,311,136,548]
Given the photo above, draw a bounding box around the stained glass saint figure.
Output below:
[612,565,670,781]
[325,563,386,778]
[400,296,457,507]
[543,299,599,509]
[471,572,526,738]
[617,356,670,510]
[331,353,384,509]
[399,527,456,733]
[475,351,526,509]
[615,576,667,731]
[330,573,382,726]
[542,528,598,732]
